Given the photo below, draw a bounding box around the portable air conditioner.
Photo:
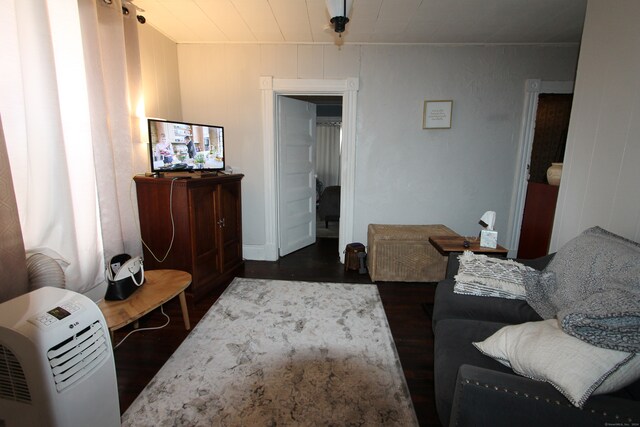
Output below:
[0,287,120,427]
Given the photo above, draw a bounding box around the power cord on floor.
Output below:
[113,305,171,350]
[130,175,179,263]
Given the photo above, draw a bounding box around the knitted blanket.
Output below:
[454,251,534,300]
[525,227,640,352]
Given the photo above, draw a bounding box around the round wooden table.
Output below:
[98,269,191,340]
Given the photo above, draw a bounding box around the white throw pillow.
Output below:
[473,319,640,408]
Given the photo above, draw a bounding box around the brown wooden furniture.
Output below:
[517,182,559,259]
[134,174,243,300]
[98,269,191,339]
[429,235,508,257]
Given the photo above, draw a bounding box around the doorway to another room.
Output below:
[278,95,343,257]
[517,93,573,258]
[295,96,342,241]
[260,76,359,263]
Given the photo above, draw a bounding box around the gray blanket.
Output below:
[525,227,640,352]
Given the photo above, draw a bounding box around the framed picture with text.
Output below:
[423,100,453,129]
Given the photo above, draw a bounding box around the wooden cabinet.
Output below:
[517,182,559,259]
[134,174,243,300]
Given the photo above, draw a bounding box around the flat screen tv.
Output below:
[147,118,224,174]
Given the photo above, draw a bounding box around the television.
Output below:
[147,118,224,174]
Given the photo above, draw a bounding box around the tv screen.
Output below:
[147,118,224,173]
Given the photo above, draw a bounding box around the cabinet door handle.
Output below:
[217,218,226,228]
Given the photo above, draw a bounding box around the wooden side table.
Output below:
[429,235,509,279]
[429,235,509,257]
[98,269,191,340]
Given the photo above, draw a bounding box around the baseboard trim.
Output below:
[243,244,278,261]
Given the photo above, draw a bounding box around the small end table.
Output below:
[429,235,509,279]
[428,235,508,257]
[98,269,191,340]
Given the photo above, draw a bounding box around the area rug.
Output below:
[121,278,418,426]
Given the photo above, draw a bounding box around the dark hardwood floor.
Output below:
[113,237,441,426]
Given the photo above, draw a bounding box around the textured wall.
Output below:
[354,45,578,244]
[138,24,182,124]
[552,0,640,249]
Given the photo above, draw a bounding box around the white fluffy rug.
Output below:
[121,278,418,426]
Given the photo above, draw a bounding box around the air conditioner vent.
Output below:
[46,321,109,392]
[0,344,31,403]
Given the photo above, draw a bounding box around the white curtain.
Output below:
[0,0,145,298]
[316,122,342,188]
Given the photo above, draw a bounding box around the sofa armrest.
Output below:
[450,365,640,427]
[445,254,461,279]
[516,253,555,270]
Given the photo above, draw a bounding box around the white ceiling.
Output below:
[128,0,587,45]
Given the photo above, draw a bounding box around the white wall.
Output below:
[355,45,578,244]
[138,24,182,123]
[176,44,367,253]
[175,44,578,255]
[551,0,640,249]
[138,34,580,256]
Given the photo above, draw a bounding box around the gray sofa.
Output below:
[433,250,640,427]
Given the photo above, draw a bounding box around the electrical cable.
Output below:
[113,305,171,350]
[130,175,178,263]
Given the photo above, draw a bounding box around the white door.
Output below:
[277,96,317,257]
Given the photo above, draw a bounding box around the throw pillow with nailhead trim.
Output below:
[473,319,640,408]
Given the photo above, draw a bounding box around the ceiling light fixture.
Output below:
[326,0,353,35]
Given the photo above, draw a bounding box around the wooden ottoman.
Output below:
[367,224,459,282]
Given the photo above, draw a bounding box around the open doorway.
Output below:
[289,96,343,241]
[260,76,359,263]
[517,93,572,258]
[277,96,342,257]
[507,79,573,257]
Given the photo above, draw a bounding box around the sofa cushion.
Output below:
[432,280,541,329]
[434,319,513,427]
[474,319,640,408]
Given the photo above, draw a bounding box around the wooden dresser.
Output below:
[134,174,243,300]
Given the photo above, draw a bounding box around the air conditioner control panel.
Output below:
[29,300,83,328]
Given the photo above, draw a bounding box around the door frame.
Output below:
[506,79,574,256]
[260,76,359,262]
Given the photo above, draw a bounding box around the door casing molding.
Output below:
[260,76,359,262]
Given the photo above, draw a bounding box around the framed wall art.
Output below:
[423,100,452,129]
